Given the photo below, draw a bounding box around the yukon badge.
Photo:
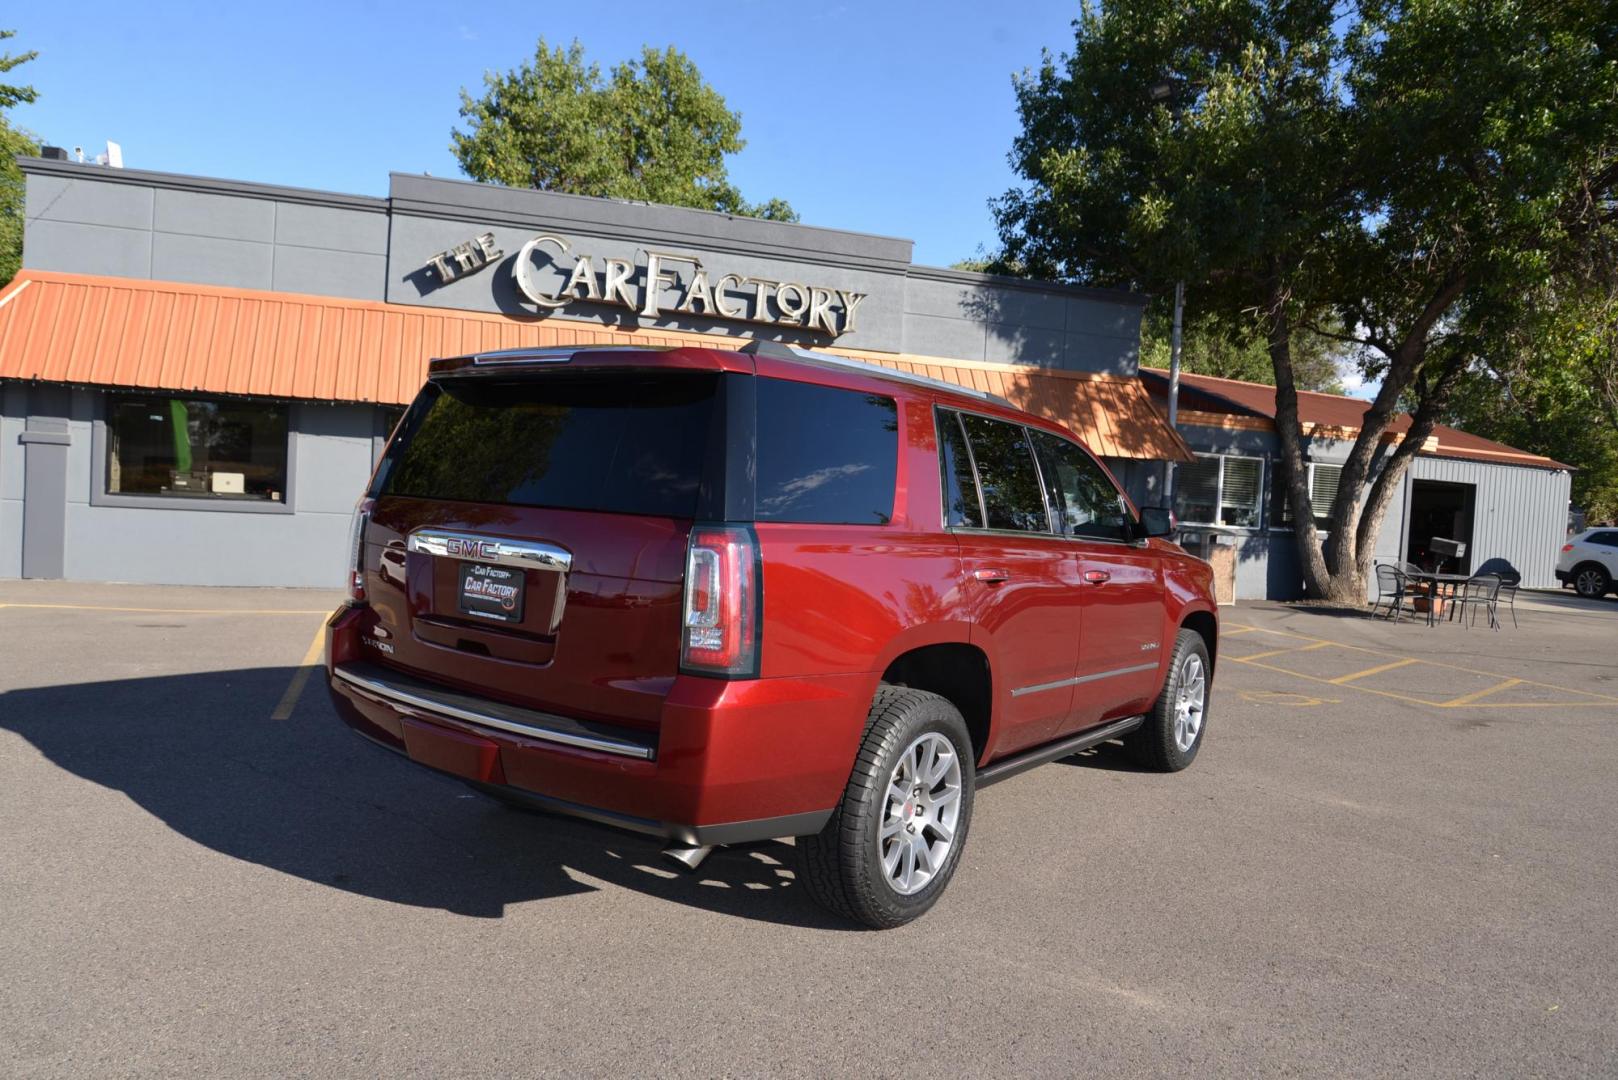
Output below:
[1141,641,1160,651]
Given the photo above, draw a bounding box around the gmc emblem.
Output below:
[445,538,499,560]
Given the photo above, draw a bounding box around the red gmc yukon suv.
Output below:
[326,341,1218,927]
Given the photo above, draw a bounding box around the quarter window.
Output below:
[1030,431,1132,541]
[106,394,288,502]
[958,413,1049,533]
[1176,453,1264,528]
[755,379,898,525]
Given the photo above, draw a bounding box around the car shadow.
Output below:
[1053,740,1156,774]
[0,668,854,930]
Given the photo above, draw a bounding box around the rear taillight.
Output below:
[347,498,373,604]
[1561,543,1575,553]
[681,525,760,677]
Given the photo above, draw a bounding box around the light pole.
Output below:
[1165,279,1184,500]
[1149,78,1188,505]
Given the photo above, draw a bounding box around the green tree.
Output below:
[996,0,1618,601]
[1139,309,1347,394]
[1442,287,1618,522]
[0,29,40,287]
[452,39,795,222]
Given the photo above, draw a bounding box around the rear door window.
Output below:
[958,414,1050,533]
[1030,430,1133,541]
[755,379,897,524]
[936,409,982,528]
[378,373,716,517]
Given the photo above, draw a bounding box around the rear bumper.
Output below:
[1555,569,1570,585]
[325,606,863,844]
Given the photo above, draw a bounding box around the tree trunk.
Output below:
[1352,355,1468,583]
[1319,272,1469,597]
[1265,279,1337,599]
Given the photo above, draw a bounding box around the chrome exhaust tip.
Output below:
[662,844,714,872]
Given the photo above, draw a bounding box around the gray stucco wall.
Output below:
[0,383,25,578]
[22,160,390,300]
[0,386,378,587]
[19,159,1145,373]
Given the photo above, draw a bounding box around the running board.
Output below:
[974,715,1144,788]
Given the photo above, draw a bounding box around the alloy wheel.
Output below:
[1575,568,1606,598]
[879,732,963,896]
[1173,652,1207,752]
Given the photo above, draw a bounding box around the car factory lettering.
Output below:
[512,234,867,338]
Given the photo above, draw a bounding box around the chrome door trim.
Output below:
[1009,661,1161,698]
[333,665,655,761]
[407,529,571,632]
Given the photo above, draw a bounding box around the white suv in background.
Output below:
[1556,529,1618,598]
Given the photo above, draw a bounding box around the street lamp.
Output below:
[1148,76,1188,503]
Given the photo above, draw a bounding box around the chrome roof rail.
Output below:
[739,340,1016,409]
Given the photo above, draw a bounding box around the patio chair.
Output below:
[1369,563,1411,622]
[1496,571,1521,628]
[1452,573,1503,630]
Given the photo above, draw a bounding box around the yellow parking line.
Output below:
[0,602,332,615]
[1234,658,1447,707]
[1231,640,1335,662]
[1216,621,1618,712]
[270,623,328,721]
[1439,679,1523,708]
[1328,658,1420,685]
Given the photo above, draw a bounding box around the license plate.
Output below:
[458,561,525,623]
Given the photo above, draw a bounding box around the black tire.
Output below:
[1125,628,1211,772]
[797,686,975,929]
[1572,563,1612,599]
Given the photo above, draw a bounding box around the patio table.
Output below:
[1405,571,1473,626]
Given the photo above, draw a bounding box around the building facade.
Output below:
[1142,369,1573,594]
[0,157,1189,588]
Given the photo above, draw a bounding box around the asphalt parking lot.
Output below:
[2,580,1616,1078]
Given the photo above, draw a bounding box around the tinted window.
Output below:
[959,414,1049,533]
[755,379,897,525]
[1588,531,1618,547]
[1031,430,1132,541]
[936,409,982,528]
[381,374,715,517]
[106,394,288,502]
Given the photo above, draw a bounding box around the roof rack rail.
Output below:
[739,339,1015,409]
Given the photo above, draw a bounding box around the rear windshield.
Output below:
[377,373,716,517]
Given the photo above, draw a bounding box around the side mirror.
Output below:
[1136,506,1177,539]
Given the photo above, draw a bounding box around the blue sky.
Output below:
[9,1,1084,268]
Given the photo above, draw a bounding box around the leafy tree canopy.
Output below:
[1140,308,1347,394]
[0,28,39,287]
[452,39,796,222]
[995,0,1618,600]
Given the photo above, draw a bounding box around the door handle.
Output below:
[1084,570,1112,584]
[973,568,1010,584]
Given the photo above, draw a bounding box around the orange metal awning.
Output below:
[0,270,1191,462]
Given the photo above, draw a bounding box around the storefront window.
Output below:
[106,395,288,502]
[1275,461,1344,529]
[1176,453,1264,528]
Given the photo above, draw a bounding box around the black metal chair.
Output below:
[1496,571,1521,628]
[1452,573,1503,630]
[1370,563,1412,622]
